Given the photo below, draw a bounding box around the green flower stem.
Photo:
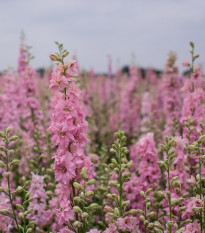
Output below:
[5,140,21,233]
[118,145,123,217]
[198,147,203,232]
[204,196,205,232]
[144,202,147,233]
[166,149,172,233]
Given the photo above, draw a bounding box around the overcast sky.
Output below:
[0,0,205,73]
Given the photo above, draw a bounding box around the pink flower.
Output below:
[184,220,201,233]
[54,154,76,184]
[182,60,190,67]
[87,229,101,233]
[103,223,118,233]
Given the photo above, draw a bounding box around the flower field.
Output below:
[0,41,205,233]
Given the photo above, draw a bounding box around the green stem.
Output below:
[198,148,203,232]
[144,202,147,233]
[5,141,21,233]
[167,150,172,233]
[119,144,123,217]
[204,196,205,232]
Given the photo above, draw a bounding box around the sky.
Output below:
[0,0,205,73]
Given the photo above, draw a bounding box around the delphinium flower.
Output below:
[49,42,91,231]
[71,167,99,232]
[27,173,53,231]
[158,137,189,233]
[0,192,12,232]
[169,136,188,195]
[146,67,157,86]
[140,92,151,133]
[176,220,201,233]
[162,52,181,137]
[129,132,160,191]
[180,42,204,143]
[0,127,34,233]
[0,72,22,131]
[180,43,205,191]
[17,47,47,175]
[186,135,205,232]
[120,67,140,137]
[103,130,138,232]
[17,46,27,73]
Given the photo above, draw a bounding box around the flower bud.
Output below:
[87,203,99,210]
[190,41,194,48]
[0,146,7,152]
[9,135,18,141]
[14,186,23,195]
[140,191,145,197]
[82,212,89,219]
[80,167,87,180]
[148,211,156,219]
[16,204,24,211]
[73,206,82,214]
[73,221,83,228]
[73,182,83,190]
[144,220,149,226]
[0,209,11,215]
[86,191,94,197]
[0,161,5,168]
[148,223,154,229]
[110,148,116,154]
[192,207,203,212]
[145,188,153,195]
[0,187,5,193]
[0,132,5,138]
[25,208,33,215]
[136,209,144,215]
[6,127,12,134]
[61,50,69,58]
[139,215,145,221]
[27,221,35,228]
[19,212,24,219]
[125,209,137,215]
[9,159,20,167]
[26,228,33,233]
[74,197,81,203]
[50,53,60,61]
[87,179,95,186]
[5,172,11,179]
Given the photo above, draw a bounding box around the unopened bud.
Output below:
[19,212,24,219]
[61,50,69,58]
[82,212,89,219]
[0,161,5,168]
[87,179,95,185]
[80,167,87,180]
[9,136,18,141]
[86,191,94,197]
[73,182,83,190]
[190,41,194,48]
[50,53,60,61]
[9,159,20,167]
[73,206,82,214]
[0,146,6,152]
[87,203,99,210]
[0,209,11,215]
[6,127,12,134]
[26,228,33,233]
[5,172,10,179]
[73,221,83,228]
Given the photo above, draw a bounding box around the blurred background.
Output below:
[0,0,205,73]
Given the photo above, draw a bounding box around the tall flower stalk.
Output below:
[49,42,91,231]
